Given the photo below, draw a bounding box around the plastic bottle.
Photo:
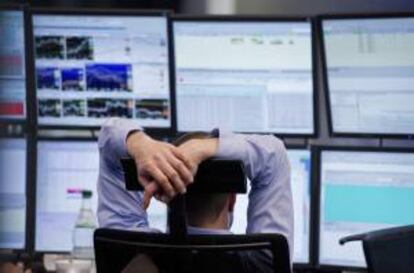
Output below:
[72,190,96,260]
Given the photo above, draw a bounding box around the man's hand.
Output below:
[148,138,218,205]
[126,131,194,208]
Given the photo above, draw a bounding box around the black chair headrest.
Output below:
[121,158,247,194]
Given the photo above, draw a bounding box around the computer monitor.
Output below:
[32,10,172,130]
[231,148,312,264]
[0,138,27,250]
[321,15,414,137]
[173,17,315,135]
[317,147,414,269]
[35,139,166,252]
[0,8,28,121]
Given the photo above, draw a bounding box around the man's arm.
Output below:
[97,118,193,228]
[216,131,293,257]
[97,118,148,229]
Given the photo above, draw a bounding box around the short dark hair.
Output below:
[172,132,230,227]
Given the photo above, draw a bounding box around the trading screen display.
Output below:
[319,150,414,267]
[173,20,314,134]
[323,17,414,135]
[0,10,27,120]
[0,139,26,249]
[231,149,311,264]
[35,140,166,252]
[32,14,171,128]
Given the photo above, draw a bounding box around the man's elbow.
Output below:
[265,136,290,177]
[262,135,288,161]
[98,118,118,148]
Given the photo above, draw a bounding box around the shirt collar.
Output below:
[187,225,232,235]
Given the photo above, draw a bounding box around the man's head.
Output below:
[173,133,236,230]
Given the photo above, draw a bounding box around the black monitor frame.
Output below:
[33,136,98,255]
[30,8,176,137]
[318,13,414,140]
[0,135,31,255]
[0,4,35,128]
[312,145,414,271]
[171,15,318,138]
[285,145,315,269]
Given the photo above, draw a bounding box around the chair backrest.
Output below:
[121,158,247,193]
[121,158,247,237]
[362,225,414,273]
[94,228,291,273]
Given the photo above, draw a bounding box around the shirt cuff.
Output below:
[118,120,143,157]
[215,129,246,160]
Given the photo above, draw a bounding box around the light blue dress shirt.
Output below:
[97,118,294,258]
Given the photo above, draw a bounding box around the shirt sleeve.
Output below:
[97,118,150,229]
[216,130,294,259]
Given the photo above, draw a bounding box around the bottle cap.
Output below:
[82,190,93,198]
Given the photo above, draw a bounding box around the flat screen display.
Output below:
[319,149,414,267]
[0,138,26,249]
[0,10,27,120]
[32,13,172,128]
[35,140,167,252]
[322,17,414,136]
[173,20,314,135]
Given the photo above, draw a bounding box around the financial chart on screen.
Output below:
[0,138,26,249]
[319,150,414,267]
[323,17,414,135]
[32,13,171,128]
[0,10,27,120]
[173,20,314,134]
[231,148,311,263]
[35,140,166,252]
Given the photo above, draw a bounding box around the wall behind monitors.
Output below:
[173,17,315,135]
[231,148,312,265]
[32,10,172,131]
[0,8,28,121]
[321,15,414,137]
[0,138,27,250]
[316,147,414,269]
[35,139,166,252]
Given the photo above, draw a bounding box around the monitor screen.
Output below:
[173,20,314,134]
[322,17,414,136]
[32,13,171,128]
[319,149,414,267]
[231,148,311,264]
[35,140,166,252]
[0,138,26,249]
[0,10,27,120]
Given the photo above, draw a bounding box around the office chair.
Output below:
[340,225,414,273]
[94,228,290,273]
[94,159,291,273]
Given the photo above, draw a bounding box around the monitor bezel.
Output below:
[33,136,98,254]
[312,145,414,271]
[30,8,176,137]
[318,13,414,139]
[0,4,33,125]
[171,15,318,138]
[285,145,314,269]
[0,135,29,253]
